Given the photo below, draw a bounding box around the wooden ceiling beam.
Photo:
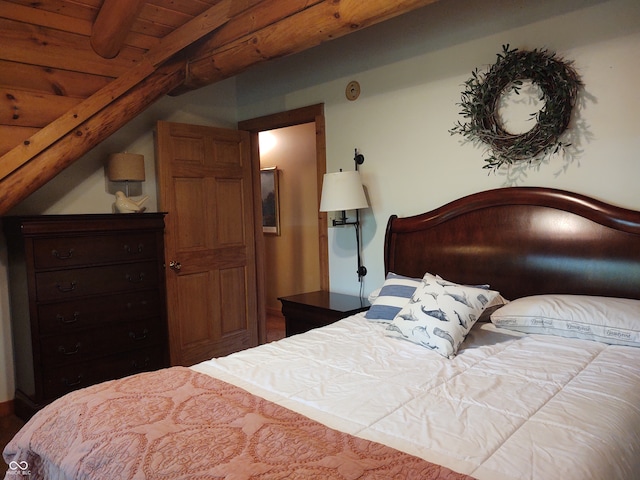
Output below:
[0,86,83,128]
[0,60,112,98]
[176,0,441,93]
[91,0,146,59]
[0,0,157,52]
[0,126,38,158]
[0,0,89,34]
[144,0,234,67]
[0,58,156,182]
[0,0,441,213]
[0,17,142,78]
[0,0,236,184]
[0,59,186,215]
[191,0,325,53]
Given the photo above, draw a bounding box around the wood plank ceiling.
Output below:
[0,0,439,214]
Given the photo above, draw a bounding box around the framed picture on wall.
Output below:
[260,167,280,235]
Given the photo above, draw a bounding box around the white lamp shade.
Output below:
[107,153,145,182]
[319,171,368,212]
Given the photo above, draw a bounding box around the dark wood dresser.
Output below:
[3,214,168,420]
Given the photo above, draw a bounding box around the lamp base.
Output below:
[114,191,149,214]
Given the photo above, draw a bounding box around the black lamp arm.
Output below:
[330,211,367,281]
[333,210,348,226]
[354,208,367,281]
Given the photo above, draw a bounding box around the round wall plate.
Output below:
[345,81,361,101]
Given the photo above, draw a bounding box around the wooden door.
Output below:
[155,120,259,366]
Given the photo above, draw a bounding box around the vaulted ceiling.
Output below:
[0,0,439,214]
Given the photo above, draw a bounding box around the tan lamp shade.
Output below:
[107,153,145,182]
[319,171,368,212]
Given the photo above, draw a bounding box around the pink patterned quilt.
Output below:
[4,367,475,479]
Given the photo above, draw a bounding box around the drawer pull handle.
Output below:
[124,243,144,254]
[131,357,151,369]
[126,272,145,283]
[52,248,74,260]
[58,343,81,355]
[126,300,150,309]
[55,281,77,293]
[57,312,80,324]
[63,375,83,387]
[129,329,149,341]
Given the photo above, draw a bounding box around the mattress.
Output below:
[192,313,640,480]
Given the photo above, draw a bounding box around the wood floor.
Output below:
[266,311,286,342]
[1,314,287,451]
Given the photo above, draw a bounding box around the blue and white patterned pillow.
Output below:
[386,273,500,358]
[365,272,422,322]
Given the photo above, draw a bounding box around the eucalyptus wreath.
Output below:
[450,45,583,171]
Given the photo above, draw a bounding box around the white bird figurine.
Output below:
[114,191,149,213]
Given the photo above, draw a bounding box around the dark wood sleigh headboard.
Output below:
[384,187,640,301]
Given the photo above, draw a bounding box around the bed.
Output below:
[4,186,640,480]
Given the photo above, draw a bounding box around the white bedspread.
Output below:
[192,313,640,480]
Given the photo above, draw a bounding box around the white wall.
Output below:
[235,0,640,297]
[0,79,238,403]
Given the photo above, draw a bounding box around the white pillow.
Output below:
[386,273,500,358]
[365,272,422,322]
[490,294,640,347]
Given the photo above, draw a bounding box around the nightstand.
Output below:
[278,290,370,336]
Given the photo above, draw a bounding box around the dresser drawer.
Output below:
[35,261,159,301]
[32,232,157,269]
[43,346,166,400]
[40,319,163,367]
[38,290,162,334]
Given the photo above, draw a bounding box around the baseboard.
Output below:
[0,399,14,417]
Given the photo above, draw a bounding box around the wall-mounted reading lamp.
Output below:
[319,149,369,282]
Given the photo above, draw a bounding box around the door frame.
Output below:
[238,104,329,344]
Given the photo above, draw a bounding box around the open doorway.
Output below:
[258,123,320,315]
[238,104,328,343]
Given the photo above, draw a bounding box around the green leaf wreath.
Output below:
[450,45,583,171]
